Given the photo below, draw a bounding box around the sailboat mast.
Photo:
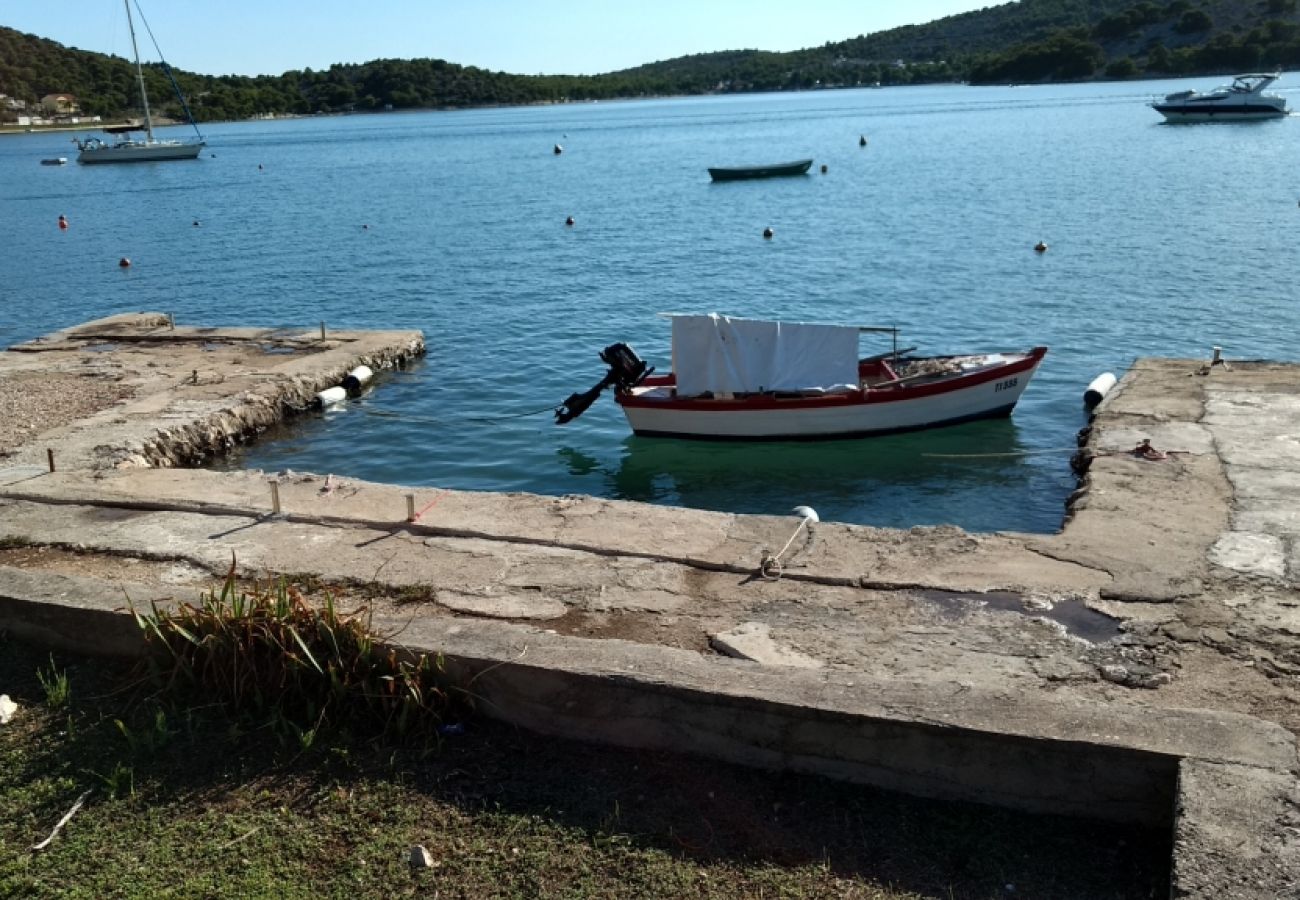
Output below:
[124,0,155,140]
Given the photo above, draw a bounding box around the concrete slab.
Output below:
[1210,532,1287,581]
[709,622,824,669]
[1095,422,1216,456]
[0,312,423,472]
[1227,466,1300,501]
[1172,759,1300,899]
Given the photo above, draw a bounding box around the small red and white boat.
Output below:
[556,314,1047,440]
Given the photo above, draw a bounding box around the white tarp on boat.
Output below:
[670,314,860,396]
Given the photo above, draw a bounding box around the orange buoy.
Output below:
[565,216,575,226]
[58,215,68,230]
[1034,241,1048,254]
[763,227,774,239]
[118,257,131,268]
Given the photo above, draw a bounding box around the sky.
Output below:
[4,1,993,78]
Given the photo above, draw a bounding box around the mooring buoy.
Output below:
[118,257,131,268]
[565,216,575,226]
[57,215,68,230]
[553,144,563,155]
[1034,241,1048,253]
[820,164,828,174]
[859,135,867,147]
[763,227,775,239]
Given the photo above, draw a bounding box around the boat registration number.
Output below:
[994,377,1019,392]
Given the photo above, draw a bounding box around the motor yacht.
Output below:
[1152,73,1288,122]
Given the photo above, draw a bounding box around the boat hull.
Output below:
[616,349,1046,440]
[708,159,813,181]
[1153,104,1287,122]
[77,140,204,164]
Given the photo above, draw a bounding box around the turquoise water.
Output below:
[4,78,1299,533]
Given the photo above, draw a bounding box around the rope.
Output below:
[758,516,815,581]
[409,493,445,523]
[131,0,204,140]
[278,395,557,425]
[921,447,1080,459]
[360,404,558,426]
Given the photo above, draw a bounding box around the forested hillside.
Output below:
[3,0,1299,123]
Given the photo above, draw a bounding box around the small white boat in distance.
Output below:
[1151,73,1288,122]
[555,314,1047,440]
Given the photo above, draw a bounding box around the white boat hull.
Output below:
[77,140,204,164]
[617,350,1045,440]
[1153,107,1287,122]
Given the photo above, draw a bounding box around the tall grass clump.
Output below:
[132,560,464,746]
[36,653,71,710]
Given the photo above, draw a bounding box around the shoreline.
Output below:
[0,73,1225,136]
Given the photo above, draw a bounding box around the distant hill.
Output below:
[4,0,1300,122]
[619,0,1300,86]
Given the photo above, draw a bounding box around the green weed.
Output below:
[36,654,70,710]
[115,707,174,755]
[131,557,464,746]
[93,761,135,800]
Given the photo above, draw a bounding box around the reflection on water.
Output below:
[559,417,1072,532]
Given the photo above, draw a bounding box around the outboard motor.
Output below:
[599,343,649,392]
[555,343,652,424]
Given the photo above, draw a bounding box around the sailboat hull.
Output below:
[77,140,204,164]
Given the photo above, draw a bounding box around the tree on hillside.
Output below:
[1175,10,1213,33]
[968,29,1106,83]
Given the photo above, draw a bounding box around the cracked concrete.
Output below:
[1,320,1298,896]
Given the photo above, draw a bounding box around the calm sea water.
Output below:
[4,78,1299,533]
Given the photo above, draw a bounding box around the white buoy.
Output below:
[342,365,373,393]
[1084,372,1117,409]
[316,385,348,406]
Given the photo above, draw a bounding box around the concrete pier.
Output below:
[1,318,1297,896]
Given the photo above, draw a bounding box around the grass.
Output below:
[131,566,462,746]
[34,655,69,710]
[0,635,1171,899]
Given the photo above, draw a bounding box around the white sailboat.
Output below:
[74,0,205,164]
